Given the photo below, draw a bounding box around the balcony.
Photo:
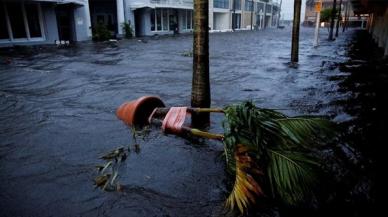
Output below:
[130,0,193,9]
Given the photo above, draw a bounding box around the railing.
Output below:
[150,0,193,6]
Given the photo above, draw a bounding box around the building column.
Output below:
[116,0,125,35]
[84,0,92,37]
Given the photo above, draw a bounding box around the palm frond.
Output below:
[267,149,318,205]
[276,117,334,147]
[226,144,264,214]
[222,101,333,213]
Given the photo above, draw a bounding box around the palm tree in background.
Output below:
[291,0,302,63]
[329,0,337,40]
[191,0,210,127]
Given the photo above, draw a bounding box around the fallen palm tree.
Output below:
[115,96,334,214]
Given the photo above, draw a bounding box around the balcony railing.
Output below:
[129,0,193,8]
[150,0,193,6]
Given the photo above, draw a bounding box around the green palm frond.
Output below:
[276,117,334,148]
[222,101,334,214]
[267,149,319,205]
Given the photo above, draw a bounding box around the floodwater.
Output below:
[0,28,382,217]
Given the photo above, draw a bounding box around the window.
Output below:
[25,3,42,38]
[214,0,229,9]
[150,8,171,32]
[0,1,44,42]
[150,10,155,31]
[156,9,162,31]
[0,3,9,39]
[233,0,241,10]
[183,10,193,30]
[162,9,168,31]
[7,2,27,38]
[245,1,253,11]
[256,2,264,13]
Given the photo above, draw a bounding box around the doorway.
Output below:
[56,4,75,41]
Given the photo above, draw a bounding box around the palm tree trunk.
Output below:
[291,0,302,63]
[328,0,337,40]
[191,0,210,127]
[342,0,348,32]
[335,0,342,37]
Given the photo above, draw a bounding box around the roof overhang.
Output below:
[35,0,85,5]
[129,3,193,10]
[350,0,388,14]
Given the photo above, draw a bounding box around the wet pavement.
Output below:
[0,28,382,217]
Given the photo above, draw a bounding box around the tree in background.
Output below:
[291,0,302,63]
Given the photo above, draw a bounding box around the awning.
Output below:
[35,0,85,5]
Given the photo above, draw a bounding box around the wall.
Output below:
[213,12,229,30]
[73,4,91,41]
[369,7,388,56]
[42,4,59,44]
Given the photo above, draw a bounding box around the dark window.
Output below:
[6,2,27,38]
[25,3,42,38]
[0,3,9,39]
[233,0,241,10]
[214,0,229,9]
[150,9,155,31]
[245,1,253,11]
[156,9,162,31]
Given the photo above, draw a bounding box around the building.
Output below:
[0,0,92,47]
[128,0,280,36]
[304,0,368,28]
[1,0,280,47]
[350,0,388,56]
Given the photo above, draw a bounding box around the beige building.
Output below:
[304,0,368,28]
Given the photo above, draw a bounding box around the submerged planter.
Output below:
[116,96,165,126]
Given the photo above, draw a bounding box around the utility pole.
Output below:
[191,0,210,127]
[313,0,322,47]
[335,0,343,37]
[277,0,283,28]
[328,0,337,40]
[291,0,302,63]
[232,0,236,31]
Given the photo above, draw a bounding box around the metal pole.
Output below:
[277,0,282,28]
[250,0,253,30]
[313,1,321,47]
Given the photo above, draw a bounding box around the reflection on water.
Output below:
[0,28,381,216]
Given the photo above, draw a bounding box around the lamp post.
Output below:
[313,0,322,47]
[250,0,253,30]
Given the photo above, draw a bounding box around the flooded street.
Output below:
[0,28,382,217]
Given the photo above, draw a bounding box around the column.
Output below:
[117,0,125,35]
[84,0,92,37]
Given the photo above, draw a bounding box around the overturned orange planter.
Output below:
[116,96,165,126]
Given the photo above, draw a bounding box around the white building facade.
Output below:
[127,0,280,36]
[0,0,92,47]
[1,0,280,46]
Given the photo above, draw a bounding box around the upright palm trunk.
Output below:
[291,0,302,63]
[328,0,337,40]
[335,0,342,37]
[191,0,210,127]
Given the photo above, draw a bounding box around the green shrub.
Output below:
[92,22,112,41]
[122,22,133,39]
